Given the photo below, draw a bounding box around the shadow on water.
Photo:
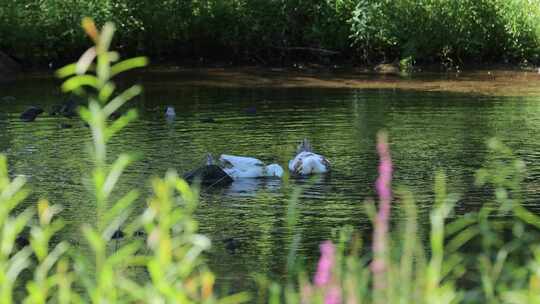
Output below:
[2,70,540,290]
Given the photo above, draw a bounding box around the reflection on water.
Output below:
[1,73,540,290]
[225,178,282,197]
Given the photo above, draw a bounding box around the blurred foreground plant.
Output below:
[259,135,540,304]
[1,17,249,303]
[55,18,249,303]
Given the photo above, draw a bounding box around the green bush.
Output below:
[2,0,540,66]
[349,0,540,65]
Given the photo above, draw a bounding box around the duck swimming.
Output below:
[165,106,176,117]
[219,154,284,179]
[183,153,234,186]
[288,139,330,175]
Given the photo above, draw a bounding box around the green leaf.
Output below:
[76,47,97,75]
[102,154,133,198]
[55,64,77,78]
[78,107,92,124]
[514,205,540,229]
[82,225,104,255]
[111,57,148,78]
[105,109,138,142]
[98,22,116,54]
[103,210,131,241]
[103,190,139,226]
[35,242,69,282]
[107,242,142,266]
[108,51,120,62]
[1,209,33,256]
[218,292,252,304]
[103,85,142,117]
[7,246,32,282]
[98,83,116,104]
[61,75,99,92]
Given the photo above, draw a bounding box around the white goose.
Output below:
[288,139,330,175]
[219,154,284,179]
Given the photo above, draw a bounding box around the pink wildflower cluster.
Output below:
[314,241,335,286]
[371,132,393,295]
[302,241,342,304]
[303,132,393,304]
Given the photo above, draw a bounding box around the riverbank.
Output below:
[9,65,540,97]
[138,66,540,97]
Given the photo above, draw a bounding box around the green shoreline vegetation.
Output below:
[2,18,540,303]
[2,0,540,69]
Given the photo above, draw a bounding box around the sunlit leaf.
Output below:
[55,64,77,78]
[108,51,120,62]
[98,83,115,104]
[82,225,104,254]
[76,47,97,75]
[7,246,32,282]
[103,210,130,241]
[102,154,132,198]
[102,85,142,117]
[78,106,92,124]
[107,242,142,266]
[217,292,251,304]
[1,209,33,256]
[105,109,138,142]
[103,190,139,226]
[98,22,116,53]
[35,242,69,282]
[110,57,148,78]
[61,75,99,92]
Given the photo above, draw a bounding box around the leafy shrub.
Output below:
[3,0,540,66]
[349,0,540,65]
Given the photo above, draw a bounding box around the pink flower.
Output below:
[376,132,392,213]
[325,286,342,304]
[371,132,393,293]
[314,241,335,286]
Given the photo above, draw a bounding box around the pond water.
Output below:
[1,71,540,291]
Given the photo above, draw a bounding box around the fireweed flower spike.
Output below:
[325,286,342,304]
[314,240,336,286]
[371,131,393,298]
[313,240,342,304]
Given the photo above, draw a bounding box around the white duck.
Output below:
[165,106,176,117]
[219,154,284,179]
[288,139,330,175]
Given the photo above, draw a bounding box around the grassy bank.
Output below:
[2,0,540,68]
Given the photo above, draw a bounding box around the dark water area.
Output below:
[1,73,540,290]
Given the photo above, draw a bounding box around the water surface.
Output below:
[1,71,539,290]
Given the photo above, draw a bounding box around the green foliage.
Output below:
[349,0,540,66]
[0,18,249,303]
[254,138,540,303]
[2,0,540,66]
